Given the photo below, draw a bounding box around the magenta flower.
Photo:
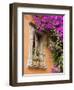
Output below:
[45,23,54,30]
[41,16,49,23]
[51,65,60,73]
[32,15,64,42]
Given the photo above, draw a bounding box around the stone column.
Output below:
[34,34,38,57]
[39,35,47,69]
[27,26,34,66]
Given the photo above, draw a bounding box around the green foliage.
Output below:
[47,29,63,72]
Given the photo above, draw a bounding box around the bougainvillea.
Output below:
[33,15,63,42]
[30,15,64,73]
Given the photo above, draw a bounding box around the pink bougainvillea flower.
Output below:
[51,65,60,73]
[32,15,64,42]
